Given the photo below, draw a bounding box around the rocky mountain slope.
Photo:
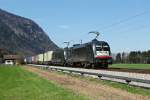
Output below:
[0,9,58,56]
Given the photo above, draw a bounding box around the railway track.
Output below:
[28,64,150,74]
[28,64,150,88]
[100,68,150,74]
[49,65,150,74]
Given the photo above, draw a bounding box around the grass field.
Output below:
[0,65,87,100]
[110,64,150,69]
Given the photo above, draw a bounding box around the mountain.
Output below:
[0,9,58,56]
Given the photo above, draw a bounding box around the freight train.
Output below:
[25,39,112,68]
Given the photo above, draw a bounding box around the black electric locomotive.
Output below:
[64,39,112,68]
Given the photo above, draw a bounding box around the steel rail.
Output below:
[28,64,150,88]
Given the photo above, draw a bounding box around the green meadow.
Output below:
[0,65,87,100]
[110,64,150,69]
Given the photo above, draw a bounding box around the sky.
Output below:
[0,0,150,53]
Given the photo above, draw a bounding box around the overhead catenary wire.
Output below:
[62,10,150,47]
[76,10,150,44]
[113,23,150,34]
[99,10,150,31]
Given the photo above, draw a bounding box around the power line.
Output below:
[61,10,150,46]
[114,23,150,34]
[77,10,150,43]
[99,10,150,31]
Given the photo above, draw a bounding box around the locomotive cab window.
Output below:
[103,45,110,51]
[96,45,102,51]
[95,45,110,56]
[96,45,109,51]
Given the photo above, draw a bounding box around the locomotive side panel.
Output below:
[86,44,95,63]
[72,46,88,62]
[71,44,94,63]
[65,43,95,67]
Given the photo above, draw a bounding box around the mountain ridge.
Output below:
[0,9,58,56]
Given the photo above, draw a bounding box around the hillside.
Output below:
[0,9,58,56]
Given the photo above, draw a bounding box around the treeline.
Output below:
[114,50,150,64]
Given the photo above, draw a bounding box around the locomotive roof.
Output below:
[71,39,109,49]
[91,39,109,45]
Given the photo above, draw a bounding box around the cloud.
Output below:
[58,25,70,29]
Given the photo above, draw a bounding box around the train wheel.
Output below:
[91,63,95,69]
[81,63,85,68]
[83,63,89,69]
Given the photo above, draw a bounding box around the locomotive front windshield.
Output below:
[96,45,109,51]
[95,43,110,56]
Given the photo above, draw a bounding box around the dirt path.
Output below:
[23,66,150,100]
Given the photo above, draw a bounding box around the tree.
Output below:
[115,53,122,63]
